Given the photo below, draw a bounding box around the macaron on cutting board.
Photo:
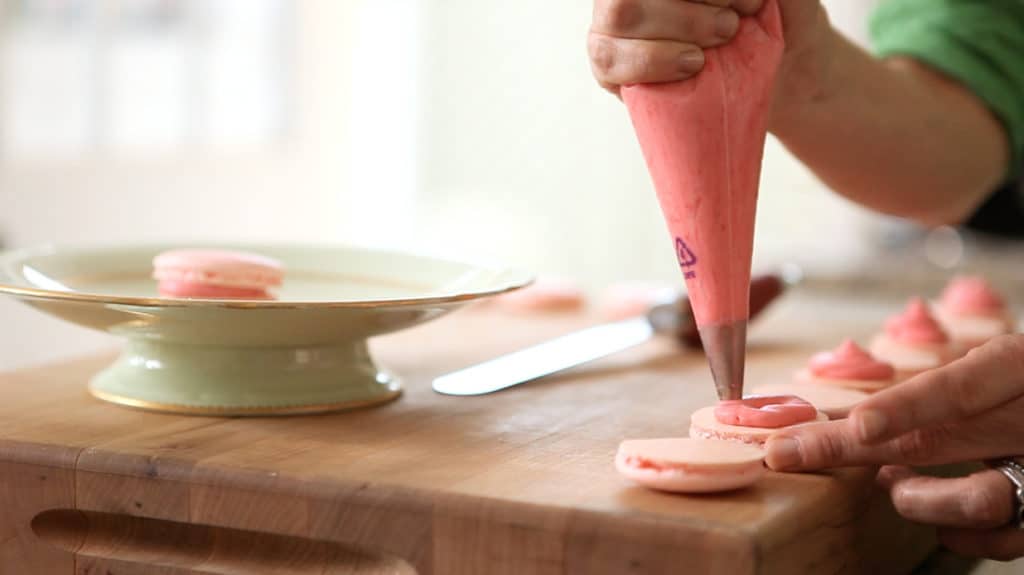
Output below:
[0,243,530,415]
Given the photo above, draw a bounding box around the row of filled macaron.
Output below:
[615,276,1016,494]
[785,276,1013,399]
[691,276,1015,447]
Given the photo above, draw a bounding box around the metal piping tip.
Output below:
[699,321,748,401]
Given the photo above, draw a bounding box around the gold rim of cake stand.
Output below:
[88,385,402,416]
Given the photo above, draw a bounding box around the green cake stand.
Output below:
[0,243,530,416]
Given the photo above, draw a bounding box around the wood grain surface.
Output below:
[0,290,958,574]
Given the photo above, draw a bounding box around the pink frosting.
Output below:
[714,395,817,428]
[808,339,895,381]
[941,276,1005,316]
[884,298,949,345]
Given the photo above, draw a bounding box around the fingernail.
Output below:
[715,10,739,38]
[766,437,802,471]
[679,49,705,73]
[856,410,888,443]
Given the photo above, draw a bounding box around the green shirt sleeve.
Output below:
[870,0,1024,180]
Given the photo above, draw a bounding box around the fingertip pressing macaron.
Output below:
[615,437,766,493]
[153,249,284,300]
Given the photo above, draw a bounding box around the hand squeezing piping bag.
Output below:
[622,1,784,400]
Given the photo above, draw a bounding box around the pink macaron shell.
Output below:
[868,333,952,381]
[689,405,829,446]
[152,249,283,290]
[793,368,894,393]
[598,282,676,320]
[493,277,586,312]
[615,437,765,493]
[934,306,1015,349]
[157,279,272,300]
[751,383,869,419]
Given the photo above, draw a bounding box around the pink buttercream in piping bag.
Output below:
[885,298,949,345]
[622,1,784,400]
[941,276,1006,316]
[808,340,895,381]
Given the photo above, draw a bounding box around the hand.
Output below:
[765,335,1024,560]
[587,0,831,113]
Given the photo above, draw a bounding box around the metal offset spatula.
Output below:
[432,274,787,396]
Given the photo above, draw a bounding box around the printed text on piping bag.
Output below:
[621,1,784,399]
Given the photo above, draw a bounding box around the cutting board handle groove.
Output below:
[31,508,417,574]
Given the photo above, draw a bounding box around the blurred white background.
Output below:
[0,0,921,369]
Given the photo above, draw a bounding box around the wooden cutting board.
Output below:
[0,289,944,574]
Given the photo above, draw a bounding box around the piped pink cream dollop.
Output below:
[940,276,1006,317]
[808,340,895,381]
[884,298,949,345]
[714,395,817,428]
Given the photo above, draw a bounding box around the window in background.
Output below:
[0,0,289,159]
[343,0,420,249]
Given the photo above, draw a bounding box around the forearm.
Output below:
[770,30,1010,226]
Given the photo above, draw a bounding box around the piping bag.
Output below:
[622,1,784,401]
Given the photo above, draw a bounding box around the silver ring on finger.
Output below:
[987,458,1024,529]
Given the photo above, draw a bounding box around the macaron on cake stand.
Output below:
[0,244,530,415]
